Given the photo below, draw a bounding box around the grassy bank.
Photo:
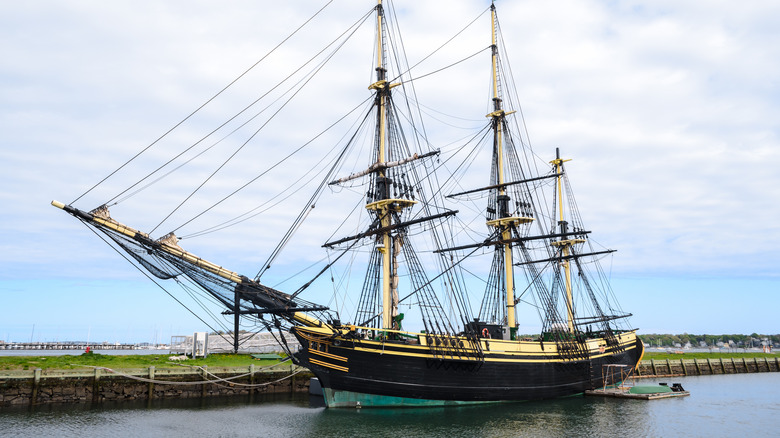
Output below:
[2,351,776,372]
[0,353,288,371]
[643,351,777,361]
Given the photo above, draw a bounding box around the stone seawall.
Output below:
[0,365,313,407]
[636,356,780,377]
[3,357,778,407]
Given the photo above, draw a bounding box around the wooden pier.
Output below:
[636,356,780,377]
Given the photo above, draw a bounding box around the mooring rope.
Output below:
[72,363,306,388]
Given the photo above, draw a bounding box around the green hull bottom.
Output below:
[321,388,584,408]
[323,388,505,408]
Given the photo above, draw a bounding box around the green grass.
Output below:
[3,351,776,371]
[643,351,778,361]
[0,353,288,371]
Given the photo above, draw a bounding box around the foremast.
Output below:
[369,0,414,331]
[485,4,534,338]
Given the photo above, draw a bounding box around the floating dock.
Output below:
[585,385,690,400]
[586,364,690,400]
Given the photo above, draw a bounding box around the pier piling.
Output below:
[148,366,155,401]
[30,368,41,406]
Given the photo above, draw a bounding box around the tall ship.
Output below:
[52,1,643,407]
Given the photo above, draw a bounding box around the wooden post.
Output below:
[719,358,726,373]
[290,363,295,394]
[31,368,42,406]
[666,359,672,375]
[694,358,701,375]
[92,368,101,403]
[651,359,657,375]
[249,364,255,400]
[731,357,738,373]
[707,358,714,374]
[234,292,240,354]
[681,359,687,376]
[201,366,208,398]
[148,366,155,401]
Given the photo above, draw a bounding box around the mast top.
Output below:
[550,148,572,166]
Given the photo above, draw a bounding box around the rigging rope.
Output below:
[80,220,235,346]
[162,29,376,236]
[151,22,369,235]
[71,0,336,206]
[387,3,490,86]
[180,103,369,240]
[255,106,375,280]
[398,228,500,306]
[402,47,491,85]
[110,7,376,210]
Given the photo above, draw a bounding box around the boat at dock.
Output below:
[586,383,690,400]
[52,1,643,407]
[585,365,689,400]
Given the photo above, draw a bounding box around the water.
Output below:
[2,374,778,437]
[0,350,163,357]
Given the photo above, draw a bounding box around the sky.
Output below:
[2,0,779,344]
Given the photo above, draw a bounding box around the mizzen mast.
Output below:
[550,148,584,333]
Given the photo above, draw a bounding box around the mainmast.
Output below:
[485,4,533,337]
[550,148,583,332]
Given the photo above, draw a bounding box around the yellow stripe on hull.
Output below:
[310,348,349,363]
[310,358,349,373]
[296,327,639,364]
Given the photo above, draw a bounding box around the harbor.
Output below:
[3,2,779,437]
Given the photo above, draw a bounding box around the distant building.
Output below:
[170,331,300,355]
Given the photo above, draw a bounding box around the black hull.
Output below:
[293,329,644,407]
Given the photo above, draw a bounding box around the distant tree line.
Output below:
[640,333,777,348]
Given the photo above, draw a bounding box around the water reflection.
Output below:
[2,374,778,437]
[305,395,656,438]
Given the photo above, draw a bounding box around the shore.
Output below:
[0,354,313,407]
